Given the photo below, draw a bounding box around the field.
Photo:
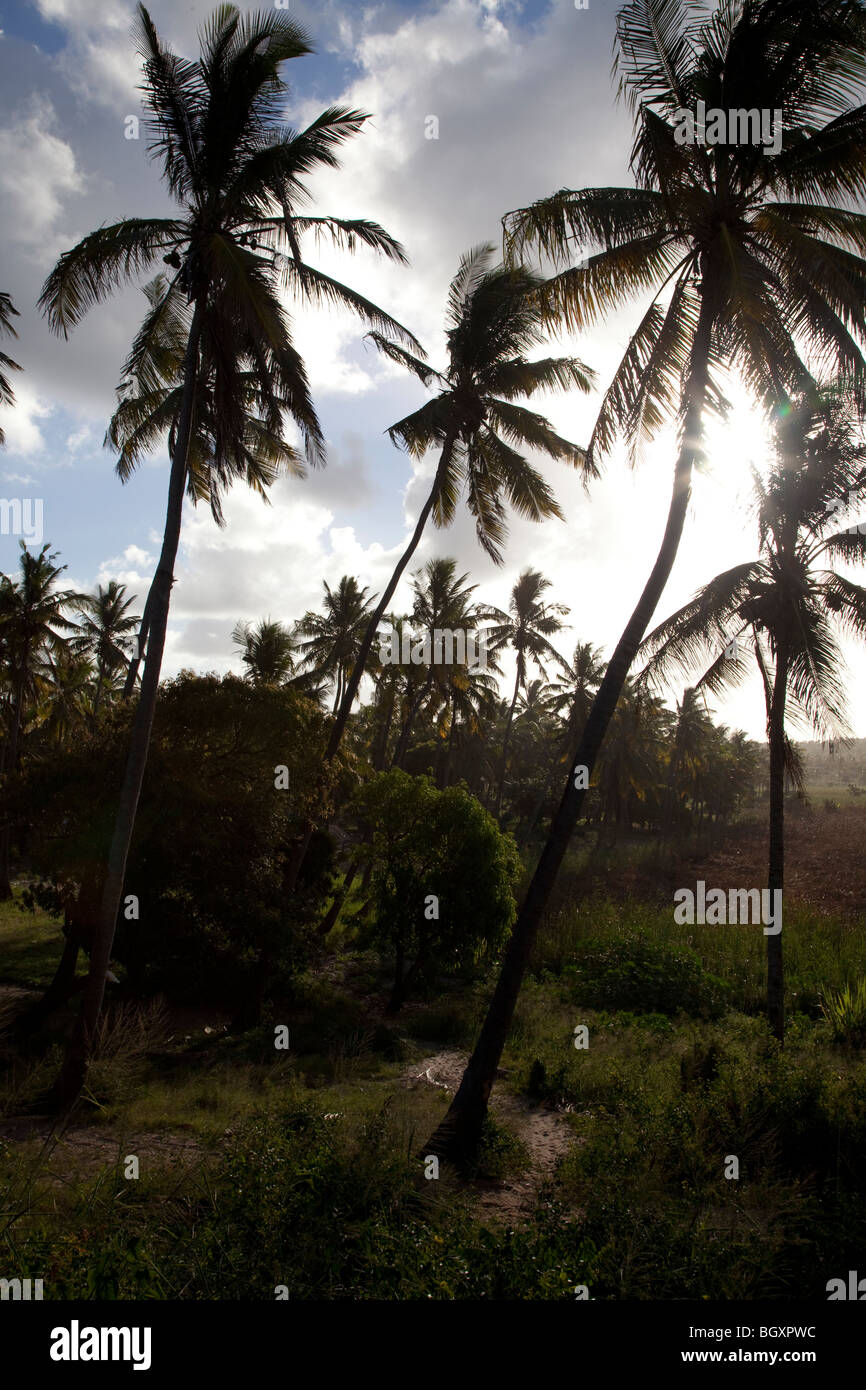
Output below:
[1,802,864,1300]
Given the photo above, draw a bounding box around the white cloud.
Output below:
[1,384,54,456]
[0,96,83,259]
[97,541,156,591]
[65,423,93,451]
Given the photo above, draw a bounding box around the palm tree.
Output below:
[486,568,569,817]
[72,581,140,721]
[39,3,419,1106]
[639,385,866,1039]
[39,649,96,743]
[296,576,378,714]
[521,640,605,841]
[282,242,595,888]
[594,676,670,841]
[664,685,715,833]
[429,0,866,1165]
[110,273,318,695]
[232,617,297,686]
[368,614,411,770]
[437,658,501,788]
[0,543,79,896]
[0,293,21,448]
[322,242,595,764]
[390,557,486,768]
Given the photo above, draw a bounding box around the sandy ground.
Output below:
[404,1048,578,1223]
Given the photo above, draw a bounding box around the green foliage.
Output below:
[472,1115,531,1181]
[20,674,337,1006]
[566,931,730,1018]
[820,979,866,1045]
[349,770,522,1006]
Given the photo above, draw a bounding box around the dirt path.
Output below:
[0,1115,207,1180]
[405,1049,577,1224]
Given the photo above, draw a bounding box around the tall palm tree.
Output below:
[39,3,419,1106]
[429,0,866,1165]
[639,385,866,1039]
[368,614,410,770]
[72,581,140,721]
[0,293,21,448]
[0,543,79,896]
[486,567,569,817]
[296,576,377,714]
[110,273,318,695]
[322,242,595,764]
[281,243,595,890]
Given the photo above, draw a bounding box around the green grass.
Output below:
[534,894,866,1017]
[0,892,64,988]
[3,864,866,1298]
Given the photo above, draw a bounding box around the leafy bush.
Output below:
[349,771,522,1010]
[19,675,338,1014]
[566,931,730,1018]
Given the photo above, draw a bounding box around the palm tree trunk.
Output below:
[327,434,458,760]
[425,296,714,1168]
[495,667,522,818]
[13,913,83,1037]
[767,638,787,1043]
[318,855,361,936]
[52,300,204,1111]
[281,435,458,895]
[91,654,106,728]
[391,666,434,768]
[441,690,458,787]
[519,723,572,845]
[331,665,344,716]
[122,591,153,698]
[372,687,396,770]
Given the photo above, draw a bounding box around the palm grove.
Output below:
[2,0,866,1174]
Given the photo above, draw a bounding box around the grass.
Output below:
[0,891,64,989]
[2,811,865,1298]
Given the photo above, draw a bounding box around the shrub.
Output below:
[566,932,729,1018]
[349,771,522,1011]
[19,675,338,1014]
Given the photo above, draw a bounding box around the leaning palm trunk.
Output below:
[519,717,576,845]
[282,436,456,892]
[767,639,787,1043]
[426,298,714,1166]
[329,434,456,759]
[122,598,151,698]
[53,304,204,1110]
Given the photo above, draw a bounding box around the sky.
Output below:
[1,0,865,743]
